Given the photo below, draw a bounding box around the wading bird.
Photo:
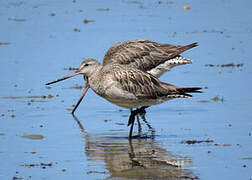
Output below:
[46,39,201,138]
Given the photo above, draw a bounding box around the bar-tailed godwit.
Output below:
[46,39,201,137]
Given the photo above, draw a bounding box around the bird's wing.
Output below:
[103,39,198,72]
[113,66,179,99]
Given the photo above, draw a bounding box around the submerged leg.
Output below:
[128,109,136,126]
[139,111,155,137]
[128,107,149,138]
[137,106,155,137]
[136,115,142,136]
[129,118,135,138]
[128,109,136,138]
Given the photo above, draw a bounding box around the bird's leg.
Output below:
[139,106,148,114]
[128,107,149,138]
[128,109,136,126]
[128,109,139,138]
[129,110,135,139]
[129,119,135,139]
[137,106,155,137]
[140,111,155,137]
[128,107,147,126]
[136,114,142,136]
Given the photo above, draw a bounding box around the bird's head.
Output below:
[78,59,100,77]
[45,59,100,86]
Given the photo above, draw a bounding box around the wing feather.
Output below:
[107,64,202,100]
[113,66,172,99]
[103,39,198,72]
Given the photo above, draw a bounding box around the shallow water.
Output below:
[1,0,252,179]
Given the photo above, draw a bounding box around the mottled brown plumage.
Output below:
[113,65,199,99]
[46,39,200,138]
[46,59,200,109]
[103,39,198,75]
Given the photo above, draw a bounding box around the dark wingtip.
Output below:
[179,87,202,93]
[180,87,202,97]
[187,42,199,49]
[194,42,199,46]
[191,87,202,93]
[178,42,199,55]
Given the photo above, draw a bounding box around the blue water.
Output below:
[1,0,252,179]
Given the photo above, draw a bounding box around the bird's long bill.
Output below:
[72,85,90,114]
[45,71,81,85]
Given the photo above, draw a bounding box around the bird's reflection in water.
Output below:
[72,114,197,180]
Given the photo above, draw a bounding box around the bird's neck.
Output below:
[87,65,103,88]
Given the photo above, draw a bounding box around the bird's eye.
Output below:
[84,64,89,67]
